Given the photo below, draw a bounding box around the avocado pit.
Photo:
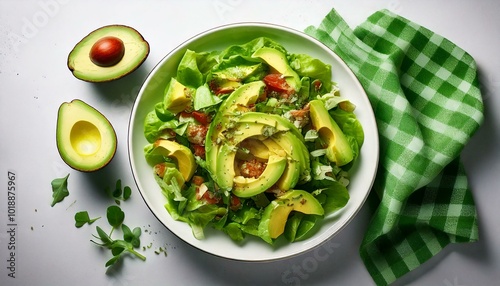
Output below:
[89,36,125,67]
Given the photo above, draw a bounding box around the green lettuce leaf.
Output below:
[193,84,222,111]
[218,37,287,59]
[289,53,332,91]
[143,110,177,143]
[177,49,204,87]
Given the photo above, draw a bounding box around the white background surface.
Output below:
[1,1,499,285]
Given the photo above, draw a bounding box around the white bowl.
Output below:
[128,23,379,261]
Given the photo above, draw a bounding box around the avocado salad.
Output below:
[143,37,364,244]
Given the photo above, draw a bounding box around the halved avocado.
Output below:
[56,99,117,172]
[67,25,149,82]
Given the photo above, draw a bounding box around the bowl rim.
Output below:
[127,21,379,262]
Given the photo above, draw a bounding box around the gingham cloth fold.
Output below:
[305,9,484,285]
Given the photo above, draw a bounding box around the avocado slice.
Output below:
[237,112,304,142]
[56,99,117,172]
[163,77,192,114]
[258,137,299,191]
[237,138,270,161]
[217,139,288,197]
[225,121,288,145]
[252,47,301,92]
[67,25,149,82]
[309,100,354,166]
[152,139,196,182]
[267,131,311,188]
[259,190,324,240]
[205,81,266,180]
[212,109,311,193]
[212,63,264,82]
[215,120,286,191]
[232,154,287,198]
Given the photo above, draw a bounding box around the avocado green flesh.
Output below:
[260,138,300,191]
[206,80,312,195]
[232,155,287,198]
[269,132,310,183]
[238,138,269,160]
[68,25,150,82]
[214,121,286,192]
[309,100,354,166]
[237,112,304,142]
[259,190,324,239]
[205,81,266,180]
[56,99,117,172]
[153,139,196,182]
[163,78,191,114]
[212,63,263,81]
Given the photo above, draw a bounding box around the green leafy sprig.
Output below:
[105,179,132,205]
[91,205,146,267]
[74,211,101,228]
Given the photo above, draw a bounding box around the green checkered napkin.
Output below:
[305,9,484,285]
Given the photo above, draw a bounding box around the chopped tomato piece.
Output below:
[312,79,322,92]
[263,74,293,93]
[238,158,267,178]
[153,163,167,178]
[196,186,220,204]
[191,175,205,186]
[230,195,241,211]
[191,111,211,125]
[192,144,206,158]
[180,111,210,125]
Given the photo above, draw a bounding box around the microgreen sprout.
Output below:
[105,179,132,205]
[90,205,146,268]
[74,211,101,228]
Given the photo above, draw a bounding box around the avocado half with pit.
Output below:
[67,25,150,82]
[56,99,117,172]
